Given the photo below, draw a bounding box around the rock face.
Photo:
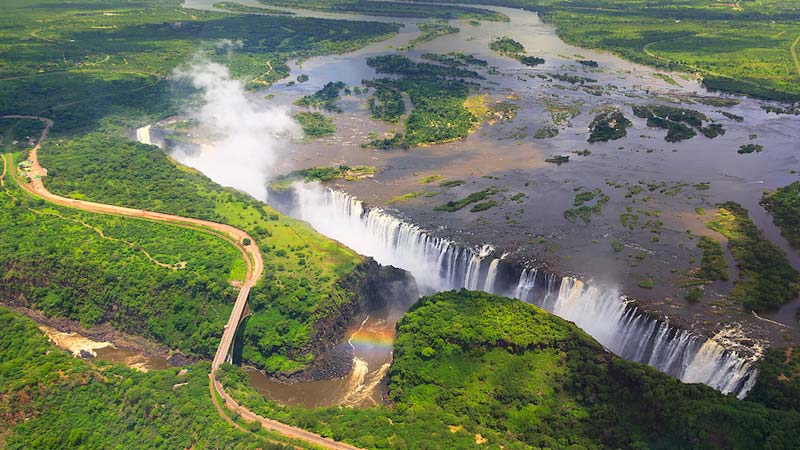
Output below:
[279,258,418,382]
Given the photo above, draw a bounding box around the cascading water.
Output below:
[284,183,758,398]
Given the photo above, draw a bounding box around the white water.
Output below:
[287,183,758,398]
[135,125,152,146]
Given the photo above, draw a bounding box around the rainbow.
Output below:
[349,329,395,350]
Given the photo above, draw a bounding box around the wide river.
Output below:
[167,0,800,406]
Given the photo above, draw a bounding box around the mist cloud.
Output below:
[172,58,299,201]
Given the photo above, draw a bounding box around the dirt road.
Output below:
[2,115,362,450]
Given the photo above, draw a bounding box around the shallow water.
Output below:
[39,324,171,371]
[247,313,395,407]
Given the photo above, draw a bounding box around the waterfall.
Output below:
[286,183,758,398]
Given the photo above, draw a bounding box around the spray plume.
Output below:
[171,57,299,201]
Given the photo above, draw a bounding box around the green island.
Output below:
[270,165,376,190]
[434,187,498,212]
[217,290,800,449]
[295,81,348,112]
[762,181,800,248]
[738,143,764,154]
[294,111,336,137]
[257,0,510,21]
[632,104,724,142]
[400,21,460,51]
[707,201,800,312]
[587,110,632,143]
[489,36,545,66]
[422,0,800,101]
[364,54,483,147]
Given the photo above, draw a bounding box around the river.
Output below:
[148,0,800,406]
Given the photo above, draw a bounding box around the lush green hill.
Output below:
[220,290,800,449]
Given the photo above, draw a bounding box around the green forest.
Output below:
[364,54,482,147]
[34,133,366,374]
[0,0,399,134]
[219,290,800,449]
[0,308,299,449]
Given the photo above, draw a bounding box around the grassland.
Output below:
[219,290,800,449]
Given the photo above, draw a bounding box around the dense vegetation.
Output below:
[632,104,724,142]
[695,236,729,283]
[295,81,348,112]
[489,36,545,66]
[365,80,405,123]
[1,152,241,357]
[0,0,399,134]
[587,110,632,143]
[762,181,800,247]
[294,111,336,137]
[220,290,800,449]
[0,308,292,449]
[707,201,800,311]
[748,346,800,412]
[35,134,362,374]
[364,54,482,147]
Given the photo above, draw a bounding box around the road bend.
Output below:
[2,115,362,450]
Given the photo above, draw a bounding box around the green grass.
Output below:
[388,191,425,204]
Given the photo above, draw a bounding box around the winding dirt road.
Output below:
[2,115,361,450]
